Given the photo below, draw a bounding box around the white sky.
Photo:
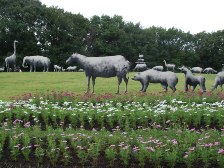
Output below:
[39,0,224,34]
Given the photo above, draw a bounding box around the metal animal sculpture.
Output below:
[66,53,130,94]
[203,67,217,74]
[54,65,62,72]
[132,69,178,93]
[22,56,51,72]
[163,60,175,71]
[152,66,164,71]
[78,68,84,72]
[66,66,77,72]
[0,67,5,72]
[5,40,18,72]
[179,66,206,92]
[190,67,203,73]
[212,71,224,91]
[134,63,147,72]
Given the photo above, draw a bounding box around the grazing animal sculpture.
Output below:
[134,63,147,72]
[190,67,203,73]
[203,67,217,74]
[14,66,22,72]
[66,53,130,94]
[212,71,224,91]
[152,66,164,71]
[5,40,18,72]
[54,65,62,72]
[22,56,51,72]
[0,67,5,72]
[163,60,175,71]
[178,66,206,92]
[132,69,178,93]
[78,68,84,72]
[66,66,77,72]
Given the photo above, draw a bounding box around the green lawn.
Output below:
[0,72,217,100]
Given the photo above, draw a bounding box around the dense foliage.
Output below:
[1,0,224,70]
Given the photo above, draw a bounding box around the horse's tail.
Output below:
[121,60,130,78]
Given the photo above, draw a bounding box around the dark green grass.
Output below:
[0,72,218,100]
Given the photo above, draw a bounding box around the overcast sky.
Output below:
[39,0,224,34]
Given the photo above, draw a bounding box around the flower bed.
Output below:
[0,92,224,167]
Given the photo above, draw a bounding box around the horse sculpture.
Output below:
[66,53,130,94]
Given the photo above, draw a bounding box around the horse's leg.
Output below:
[192,85,197,92]
[116,77,122,94]
[200,82,206,92]
[85,76,91,94]
[160,82,168,92]
[6,64,9,72]
[184,81,188,92]
[169,85,176,93]
[123,75,129,93]
[92,77,96,94]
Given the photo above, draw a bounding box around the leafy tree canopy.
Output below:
[1,0,224,71]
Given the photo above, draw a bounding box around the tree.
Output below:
[87,15,126,56]
[0,0,89,69]
[1,0,224,71]
[0,0,43,65]
[38,7,89,67]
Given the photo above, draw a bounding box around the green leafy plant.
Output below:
[105,146,117,167]
[35,146,45,163]
[88,143,101,165]
[77,148,89,166]
[119,146,130,166]
[9,137,20,161]
[21,134,31,161]
[46,136,60,165]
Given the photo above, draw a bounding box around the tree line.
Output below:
[1,0,224,71]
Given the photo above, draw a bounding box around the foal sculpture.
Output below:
[179,66,206,92]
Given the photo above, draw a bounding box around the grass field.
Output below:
[0,72,217,100]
